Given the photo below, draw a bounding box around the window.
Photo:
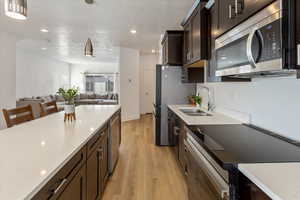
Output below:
[85,74,115,94]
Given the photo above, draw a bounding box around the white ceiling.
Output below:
[0,0,194,64]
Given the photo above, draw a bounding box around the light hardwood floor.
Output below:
[102,114,188,200]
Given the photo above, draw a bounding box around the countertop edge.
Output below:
[238,164,282,200]
[24,106,121,200]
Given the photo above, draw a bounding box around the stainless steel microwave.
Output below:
[215,0,297,77]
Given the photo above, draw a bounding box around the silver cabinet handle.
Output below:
[53,179,67,194]
[235,0,243,14]
[97,147,103,158]
[229,4,236,19]
[174,127,180,135]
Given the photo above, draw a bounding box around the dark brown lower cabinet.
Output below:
[57,166,87,200]
[100,132,109,194]
[87,144,101,200]
[87,127,109,200]
[178,120,186,172]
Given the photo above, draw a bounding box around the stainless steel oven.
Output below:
[215,0,296,77]
[186,131,229,200]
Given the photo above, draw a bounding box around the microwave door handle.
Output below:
[246,29,257,68]
[256,30,264,62]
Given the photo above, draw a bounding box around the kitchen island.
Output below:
[0,105,121,200]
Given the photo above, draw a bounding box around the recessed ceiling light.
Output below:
[151,49,156,53]
[130,29,137,34]
[40,170,47,176]
[41,47,47,50]
[40,28,49,33]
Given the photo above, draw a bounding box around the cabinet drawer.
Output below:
[32,146,87,200]
[87,123,108,157]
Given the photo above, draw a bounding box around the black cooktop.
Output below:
[188,124,300,170]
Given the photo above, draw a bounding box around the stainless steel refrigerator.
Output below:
[153,65,196,146]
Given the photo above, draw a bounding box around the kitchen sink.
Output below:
[179,108,212,116]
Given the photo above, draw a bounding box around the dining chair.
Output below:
[2,105,34,128]
[39,101,59,117]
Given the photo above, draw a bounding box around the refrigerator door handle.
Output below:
[153,111,156,118]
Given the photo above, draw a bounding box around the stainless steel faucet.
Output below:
[198,85,215,112]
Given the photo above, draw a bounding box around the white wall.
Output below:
[198,76,300,141]
[70,63,119,93]
[139,53,158,114]
[119,47,140,121]
[0,33,16,129]
[16,50,70,98]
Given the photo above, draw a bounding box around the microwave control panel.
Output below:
[256,20,282,63]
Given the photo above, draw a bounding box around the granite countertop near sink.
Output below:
[239,163,300,200]
[168,105,241,125]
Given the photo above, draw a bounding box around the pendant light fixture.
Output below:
[5,0,27,20]
[84,38,94,57]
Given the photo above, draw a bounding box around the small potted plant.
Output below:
[191,95,202,107]
[57,88,79,115]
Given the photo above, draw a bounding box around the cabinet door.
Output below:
[165,37,169,65]
[191,7,201,62]
[86,145,101,200]
[191,6,208,62]
[57,166,86,200]
[184,23,192,65]
[178,121,186,172]
[162,41,166,65]
[110,112,121,172]
[100,133,109,194]
[218,0,237,35]
[207,4,222,82]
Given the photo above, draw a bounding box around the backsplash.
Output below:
[197,75,300,141]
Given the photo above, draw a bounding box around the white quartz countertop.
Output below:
[168,105,241,125]
[0,105,120,200]
[239,163,300,200]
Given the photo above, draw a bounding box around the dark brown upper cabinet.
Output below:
[215,0,275,37]
[183,23,192,65]
[161,31,184,66]
[182,3,209,68]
